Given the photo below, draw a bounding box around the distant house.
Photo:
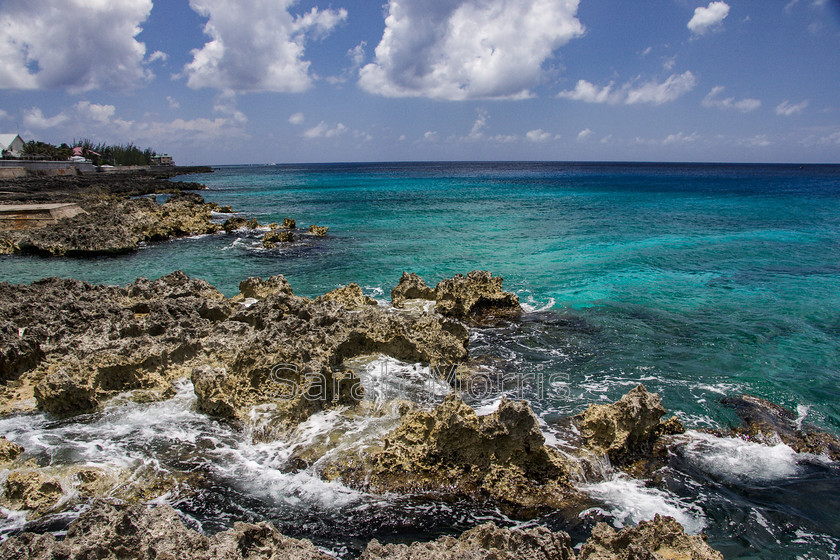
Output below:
[0,134,25,158]
[151,154,174,166]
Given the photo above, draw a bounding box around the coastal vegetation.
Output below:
[19,138,157,166]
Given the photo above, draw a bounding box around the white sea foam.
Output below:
[678,430,801,483]
[520,294,556,313]
[581,474,707,534]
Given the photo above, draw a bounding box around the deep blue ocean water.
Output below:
[2,162,839,558]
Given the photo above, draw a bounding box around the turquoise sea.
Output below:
[2,162,840,558]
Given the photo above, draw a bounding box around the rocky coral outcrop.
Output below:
[308,224,328,236]
[361,521,575,560]
[0,500,332,560]
[281,217,296,229]
[390,272,436,308]
[326,394,577,513]
[237,275,294,300]
[222,216,260,232]
[578,514,722,560]
[263,229,295,247]
[433,270,520,319]
[0,435,23,463]
[315,283,378,309]
[2,470,63,516]
[390,271,520,321]
[575,384,685,466]
[0,193,221,257]
[720,394,840,460]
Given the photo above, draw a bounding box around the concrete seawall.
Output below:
[0,203,86,230]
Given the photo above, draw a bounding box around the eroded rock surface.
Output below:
[391,272,436,308]
[361,521,576,560]
[720,394,840,460]
[326,394,578,513]
[575,384,685,466]
[0,499,332,560]
[578,514,723,560]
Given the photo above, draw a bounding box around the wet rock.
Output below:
[217,205,234,213]
[222,216,260,232]
[308,224,328,236]
[360,521,575,560]
[281,217,296,229]
[263,229,295,248]
[0,499,332,560]
[0,435,24,464]
[2,470,63,516]
[192,365,238,419]
[433,271,520,319]
[327,394,577,513]
[578,514,723,560]
[315,283,378,308]
[575,384,684,466]
[391,272,436,308]
[34,365,99,415]
[720,394,840,460]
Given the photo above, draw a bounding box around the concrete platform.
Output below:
[0,203,86,230]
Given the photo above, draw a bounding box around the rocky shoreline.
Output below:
[2,268,837,558]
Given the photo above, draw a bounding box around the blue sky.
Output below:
[1,0,839,164]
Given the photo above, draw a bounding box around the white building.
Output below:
[0,134,25,158]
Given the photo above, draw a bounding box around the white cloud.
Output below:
[185,0,347,93]
[819,131,840,145]
[167,96,180,110]
[0,110,8,120]
[557,80,618,104]
[526,129,553,142]
[688,2,730,35]
[739,134,771,147]
[147,51,168,63]
[626,71,697,104]
[702,86,761,112]
[577,128,594,141]
[75,101,116,123]
[23,107,69,129]
[359,0,585,100]
[467,109,489,139]
[776,100,809,116]
[289,112,305,125]
[423,131,439,141]
[0,0,153,92]
[663,131,699,145]
[558,71,697,105]
[304,122,348,139]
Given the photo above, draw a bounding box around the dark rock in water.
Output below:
[391,271,436,308]
[308,224,328,236]
[222,215,260,232]
[720,394,840,460]
[281,217,296,229]
[315,283,378,308]
[0,499,332,560]
[326,394,580,514]
[578,514,723,560]
[360,521,576,560]
[574,384,685,468]
[433,270,521,319]
[262,229,295,248]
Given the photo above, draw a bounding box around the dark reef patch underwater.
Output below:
[1,161,840,558]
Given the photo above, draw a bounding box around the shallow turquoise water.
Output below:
[2,162,840,557]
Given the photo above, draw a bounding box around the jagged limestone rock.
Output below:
[433,270,521,319]
[308,224,328,236]
[315,283,378,309]
[0,435,24,464]
[262,229,295,248]
[360,521,576,560]
[281,217,296,229]
[391,272,436,308]
[578,514,723,560]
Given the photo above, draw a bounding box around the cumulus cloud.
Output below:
[702,86,761,112]
[558,71,697,105]
[688,1,730,35]
[23,107,69,129]
[775,100,809,116]
[663,131,699,145]
[359,0,585,100]
[0,0,153,92]
[526,129,553,142]
[304,122,348,139]
[75,102,116,123]
[185,0,347,93]
[167,96,181,110]
[0,110,9,120]
[289,112,305,125]
[577,128,594,141]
